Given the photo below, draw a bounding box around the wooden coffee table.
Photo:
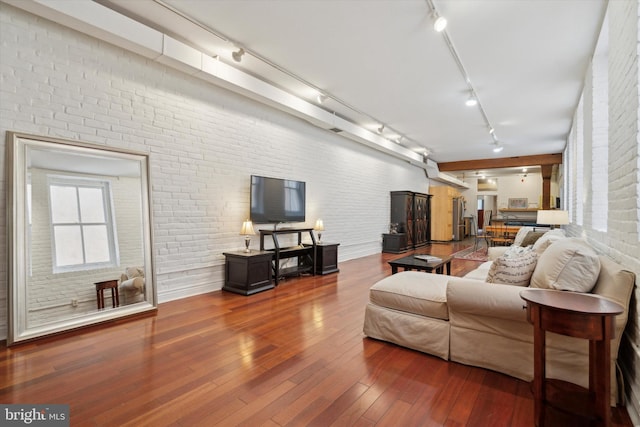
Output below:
[388,254,452,275]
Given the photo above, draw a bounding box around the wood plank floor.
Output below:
[0,239,633,426]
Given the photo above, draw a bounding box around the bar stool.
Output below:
[95,279,120,309]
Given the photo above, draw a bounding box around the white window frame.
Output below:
[48,176,120,273]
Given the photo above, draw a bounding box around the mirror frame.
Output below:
[6,132,157,345]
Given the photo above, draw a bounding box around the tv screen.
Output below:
[250,175,306,224]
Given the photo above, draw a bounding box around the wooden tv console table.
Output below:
[260,228,316,285]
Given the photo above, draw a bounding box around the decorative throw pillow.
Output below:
[529,238,600,292]
[486,250,538,287]
[502,244,533,258]
[532,231,565,255]
[513,226,534,246]
[520,231,546,247]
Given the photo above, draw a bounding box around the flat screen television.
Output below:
[250,175,306,224]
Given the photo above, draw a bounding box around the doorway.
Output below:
[477,195,497,230]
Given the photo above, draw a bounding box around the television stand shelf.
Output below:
[260,228,316,285]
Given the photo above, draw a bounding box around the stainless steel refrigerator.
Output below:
[452,197,465,241]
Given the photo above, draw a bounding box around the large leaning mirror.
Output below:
[7,132,157,345]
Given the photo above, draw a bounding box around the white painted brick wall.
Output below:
[565,1,640,422]
[0,5,429,336]
[607,1,640,422]
[592,51,609,232]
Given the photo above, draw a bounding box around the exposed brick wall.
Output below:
[565,1,640,421]
[0,5,429,337]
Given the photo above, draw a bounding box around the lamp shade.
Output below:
[536,210,569,226]
[240,220,255,236]
[314,219,325,231]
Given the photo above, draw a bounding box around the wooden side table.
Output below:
[223,250,274,295]
[382,233,408,253]
[95,279,120,309]
[520,289,623,427]
[314,243,339,275]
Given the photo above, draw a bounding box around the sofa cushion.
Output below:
[502,245,534,258]
[464,260,493,281]
[369,271,449,320]
[530,238,601,292]
[513,226,534,246]
[487,249,538,287]
[532,229,565,254]
[521,231,546,247]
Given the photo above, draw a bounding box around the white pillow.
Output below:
[532,231,566,255]
[513,226,534,246]
[503,244,533,258]
[487,249,538,287]
[529,238,601,292]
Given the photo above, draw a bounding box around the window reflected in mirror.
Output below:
[7,132,156,344]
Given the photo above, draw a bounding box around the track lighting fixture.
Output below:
[316,94,327,104]
[232,48,245,62]
[433,15,447,32]
[492,142,504,153]
[489,127,495,135]
[465,92,477,107]
[377,125,385,134]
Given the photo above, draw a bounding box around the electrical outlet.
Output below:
[71,299,78,307]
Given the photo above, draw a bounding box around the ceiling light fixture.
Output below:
[316,94,327,104]
[465,92,478,107]
[492,142,504,153]
[426,0,503,156]
[377,124,385,134]
[157,3,428,159]
[231,48,245,62]
[433,15,447,32]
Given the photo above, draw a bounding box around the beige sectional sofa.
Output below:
[363,232,636,404]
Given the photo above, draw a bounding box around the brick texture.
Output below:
[0,5,428,337]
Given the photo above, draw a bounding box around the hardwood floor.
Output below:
[0,239,633,426]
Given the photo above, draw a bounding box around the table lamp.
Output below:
[240,220,255,252]
[536,210,569,229]
[314,219,325,243]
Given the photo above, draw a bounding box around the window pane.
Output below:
[79,187,106,223]
[54,226,84,266]
[50,186,79,223]
[83,225,110,263]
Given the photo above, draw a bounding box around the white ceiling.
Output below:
[96,0,605,165]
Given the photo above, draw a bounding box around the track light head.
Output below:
[377,125,385,134]
[492,142,504,153]
[316,94,327,104]
[434,15,447,32]
[232,48,245,62]
[465,93,477,107]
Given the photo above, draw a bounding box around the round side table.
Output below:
[520,289,623,427]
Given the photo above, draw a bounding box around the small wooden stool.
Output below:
[95,279,120,309]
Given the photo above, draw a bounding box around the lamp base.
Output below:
[244,236,251,253]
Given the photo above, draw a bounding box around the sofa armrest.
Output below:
[120,277,144,292]
[488,246,508,260]
[446,277,529,322]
